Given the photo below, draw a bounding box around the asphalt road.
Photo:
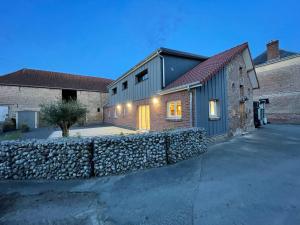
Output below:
[1,124,300,225]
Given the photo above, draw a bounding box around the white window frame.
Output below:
[209,99,220,119]
[167,100,182,119]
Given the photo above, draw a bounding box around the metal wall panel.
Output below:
[195,68,228,136]
[108,56,162,105]
[163,55,201,86]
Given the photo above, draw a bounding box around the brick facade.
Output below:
[267,40,280,61]
[0,85,108,125]
[104,90,192,131]
[253,56,300,124]
[226,53,255,135]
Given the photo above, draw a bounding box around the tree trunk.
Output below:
[62,125,69,137]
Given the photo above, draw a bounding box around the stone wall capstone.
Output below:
[0,128,207,180]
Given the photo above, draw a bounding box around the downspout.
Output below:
[188,86,193,127]
[159,53,165,88]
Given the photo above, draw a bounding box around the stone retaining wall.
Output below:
[166,128,207,163]
[93,132,166,176]
[0,128,207,180]
[0,139,92,179]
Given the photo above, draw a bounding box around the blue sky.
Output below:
[0,0,299,79]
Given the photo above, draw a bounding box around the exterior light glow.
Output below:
[126,102,132,108]
[152,97,159,104]
[117,104,121,110]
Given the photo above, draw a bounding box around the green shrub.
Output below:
[2,118,16,132]
[20,123,30,133]
[0,130,22,140]
[40,100,88,137]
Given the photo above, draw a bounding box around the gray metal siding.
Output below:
[109,56,162,105]
[163,55,201,86]
[195,68,228,136]
[17,111,37,129]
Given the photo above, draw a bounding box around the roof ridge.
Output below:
[210,42,248,57]
[0,68,114,92]
[4,68,113,81]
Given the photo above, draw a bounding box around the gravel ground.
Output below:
[48,126,137,138]
[0,124,300,225]
[19,124,136,140]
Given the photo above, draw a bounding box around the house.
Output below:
[0,69,113,128]
[253,40,300,124]
[104,43,259,136]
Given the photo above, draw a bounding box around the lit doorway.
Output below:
[138,105,150,130]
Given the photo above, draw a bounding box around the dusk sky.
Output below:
[0,0,299,79]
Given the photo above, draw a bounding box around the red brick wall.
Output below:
[267,40,280,61]
[253,56,300,124]
[103,90,192,131]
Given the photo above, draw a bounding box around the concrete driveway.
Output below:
[48,126,137,138]
[1,124,300,225]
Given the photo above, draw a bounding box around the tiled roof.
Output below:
[253,49,299,65]
[165,43,249,89]
[0,68,113,92]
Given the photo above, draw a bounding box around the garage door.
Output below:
[17,111,38,129]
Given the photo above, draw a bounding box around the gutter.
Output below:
[157,81,202,95]
[189,89,193,127]
[159,54,165,88]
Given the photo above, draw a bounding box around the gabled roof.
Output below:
[253,49,299,65]
[165,43,249,90]
[0,68,113,92]
[107,47,208,88]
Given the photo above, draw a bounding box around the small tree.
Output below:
[40,100,87,137]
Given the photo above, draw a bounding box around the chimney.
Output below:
[267,40,280,61]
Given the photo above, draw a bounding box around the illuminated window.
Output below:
[209,99,220,119]
[167,101,182,119]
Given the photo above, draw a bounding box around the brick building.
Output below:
[0,69,113,128]
[104,43,259,136]
[253,40,300,124]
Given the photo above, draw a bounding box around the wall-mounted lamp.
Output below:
[117,104,121,110]
[126,102,132,108]
[152,97,159,105]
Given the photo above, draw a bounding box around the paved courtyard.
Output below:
[48,126,137,138]
[0,124,300,225]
